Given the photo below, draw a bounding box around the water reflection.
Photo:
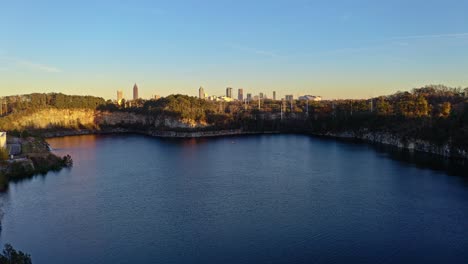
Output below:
[0,134,467,264]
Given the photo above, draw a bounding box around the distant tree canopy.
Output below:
[0,244,32,264]
[1,93,106,114]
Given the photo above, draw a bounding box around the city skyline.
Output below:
[1,1,468,99]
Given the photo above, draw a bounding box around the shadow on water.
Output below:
[156,133,468,178]
[311,135,468,178]
[372,144,468,177]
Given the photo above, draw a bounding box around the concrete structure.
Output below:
[238,88,244,101]
[133,83,139,100]
[226,87,233,98]
[0,132,6,149]
[199,86,205,99]
[273,91,276,101]
[285,95,294,101]
[299,95,322,101]
[259,92,264,99]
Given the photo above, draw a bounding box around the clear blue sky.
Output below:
[1,0,467,100]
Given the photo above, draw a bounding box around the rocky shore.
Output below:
[318,130,468,160]
[0,136,72,191]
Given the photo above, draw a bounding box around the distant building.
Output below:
[0,132,6,149]
[226,87,233,98]
[285,95,294,101]
[238,88,244,101]
[154,95,161,100]
[133,83,139,100]
[199,86,205,99]
[259,92,264,99]
[117,90,123,105]
[298,95,322,101]
[273,91,276,101]
[246,93,252,102]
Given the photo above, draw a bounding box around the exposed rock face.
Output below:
[12,109,97,129]
[322,131,468,159]
[5,109,467,159]
[9,109,209,130]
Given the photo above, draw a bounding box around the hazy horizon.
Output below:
[1,0,468,100]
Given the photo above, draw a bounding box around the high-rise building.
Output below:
[0,131,6,149]
[238,88,244,101]
[273,91,276,101]
[285,95,294,101]
[133,83,139,100]
[199,86,205,99]
[117,90,123,105]
[226,87,233,98]
[246,93,252,102]
[259,92,264,99]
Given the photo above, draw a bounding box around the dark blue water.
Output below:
[0,134,467,264]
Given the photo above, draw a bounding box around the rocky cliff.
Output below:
[321,131,468,159]
[6,108,209,131]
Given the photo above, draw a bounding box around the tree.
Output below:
[414,95,430,117]
[376,97,393,116]
[0,244,32,264]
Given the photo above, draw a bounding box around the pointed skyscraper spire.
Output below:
[133,83,139,100]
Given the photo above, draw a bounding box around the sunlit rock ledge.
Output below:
[2,108,467,160]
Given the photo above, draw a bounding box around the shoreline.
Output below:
[40,128,468,161]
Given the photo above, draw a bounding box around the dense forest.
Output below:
[1,85,467,149]
[0,93,105,116]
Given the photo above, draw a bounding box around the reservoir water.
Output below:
[0,134,467,263]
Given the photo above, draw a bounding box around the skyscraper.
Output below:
[199,86,205,99]
[117,90,123,104]
[133,83,139,100]
[246,93,252,102]
[259,92,264,99]
[226,87,233,98]
[273,91,276,101]
[238,88,243,101]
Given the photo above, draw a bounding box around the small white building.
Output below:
[299,95,322,101]
[0,132,6,149]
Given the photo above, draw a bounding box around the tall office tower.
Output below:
[238,88,244,101]
[259,92,264,99]
[226,87,233,98]
[133,83,139,100]
[199,86,205,99]
[285,95,294,101]
[117,90,123,103]
[246,93,252,102]
[273,91,276,101]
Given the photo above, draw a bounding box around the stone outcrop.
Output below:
[9,109,209,131]
[4,109,467,160]
[321,131,468,159]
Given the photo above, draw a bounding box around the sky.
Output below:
[0,0,467,100]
